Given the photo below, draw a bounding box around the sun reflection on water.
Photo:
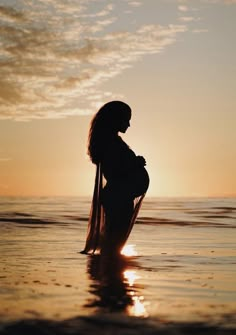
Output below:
[127,295,148,317]
[123,268,148,318]
[121,244,138,257]
[124,270,140,286]
[86,247,148,318]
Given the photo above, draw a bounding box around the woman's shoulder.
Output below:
[117,136,131,149]
[103,135,135,159]
[105,135,127,149]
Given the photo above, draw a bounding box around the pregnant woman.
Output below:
[81,101,149,255]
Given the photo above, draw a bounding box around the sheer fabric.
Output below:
[81,163,145,255]
[81,163,104,254]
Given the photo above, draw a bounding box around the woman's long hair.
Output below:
[88,101,131,164]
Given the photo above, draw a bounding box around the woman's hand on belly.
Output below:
[136,155,146,167]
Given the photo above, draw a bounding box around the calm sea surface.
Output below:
[0,196,235,228]
[0,196,236,325]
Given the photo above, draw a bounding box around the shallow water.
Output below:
[0,196,235,327]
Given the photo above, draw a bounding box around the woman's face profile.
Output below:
[118,111,131,133]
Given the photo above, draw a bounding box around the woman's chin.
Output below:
[119,128,128,133]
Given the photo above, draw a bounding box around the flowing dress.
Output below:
[81,135,149,254]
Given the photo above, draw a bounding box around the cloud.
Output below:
[0,157,12,162]
[178,5,188,12]
[0,5,25,22]
[128,1,143,7]
[179,16,198,22]
[80,3,114,18]
[0,0,187,121]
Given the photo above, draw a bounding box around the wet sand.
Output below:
[1,314,236,335]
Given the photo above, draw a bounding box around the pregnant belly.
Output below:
[103,167,149,204]
[127,167,149,198]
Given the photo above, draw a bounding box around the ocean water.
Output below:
[0,196,236,326]
[0,196,235,228]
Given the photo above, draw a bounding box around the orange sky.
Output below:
[0,0,236,197]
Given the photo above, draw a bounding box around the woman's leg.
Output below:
[102,187,134,254]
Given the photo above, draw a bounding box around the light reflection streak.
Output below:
[127,295,148,317]
[86,252,148,318]
[124,270,140,286]
[121,244,138,257]
[123,268,148,317]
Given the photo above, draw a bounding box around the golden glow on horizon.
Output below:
[0,2,236,198]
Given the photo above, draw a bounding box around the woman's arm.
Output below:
[102,138,145,181]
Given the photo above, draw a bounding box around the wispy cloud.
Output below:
[0,157,12,162]
[178,5,188,12]
[128,1,143,7]
[179,16,196,22]
[0,0,186,120]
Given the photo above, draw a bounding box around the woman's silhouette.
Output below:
[81,101,149,255]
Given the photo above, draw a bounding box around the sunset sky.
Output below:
[0,0,236,197]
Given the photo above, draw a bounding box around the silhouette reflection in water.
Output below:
[81,101,149,255]
[85,249,148,317]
